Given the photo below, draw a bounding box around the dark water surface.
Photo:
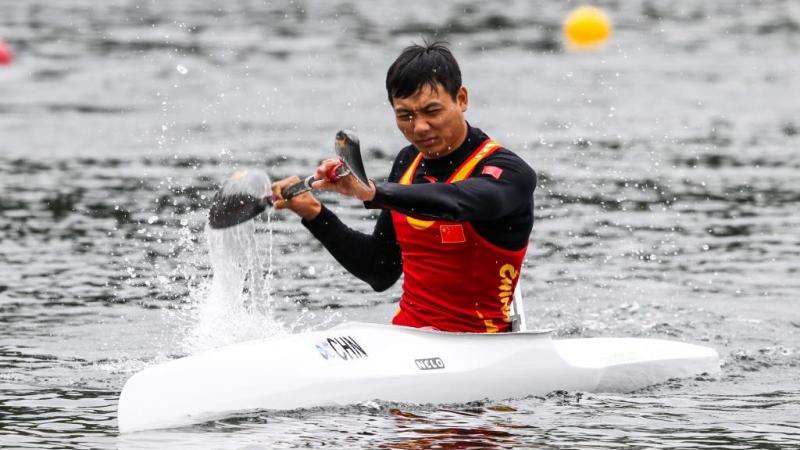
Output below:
[1,0,799,448]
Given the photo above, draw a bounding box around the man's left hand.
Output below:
[311,159,376,202]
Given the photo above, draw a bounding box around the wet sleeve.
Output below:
[365,151,536,222]
[301,205,402,292]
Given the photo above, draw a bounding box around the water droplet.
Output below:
[176,64,188,74]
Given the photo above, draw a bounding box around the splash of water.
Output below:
[183,214,286,353]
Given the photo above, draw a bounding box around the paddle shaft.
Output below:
[280,175,318,201]
[280,161,348,201]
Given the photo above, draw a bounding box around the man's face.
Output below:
[392,83,469,159]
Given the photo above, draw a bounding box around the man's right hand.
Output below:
[271,176,322,221]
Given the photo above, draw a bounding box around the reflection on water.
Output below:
[385,407,516,450]
[2,0,800,448]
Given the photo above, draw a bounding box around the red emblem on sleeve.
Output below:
[481,165,503,179]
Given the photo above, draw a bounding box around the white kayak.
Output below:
[117,321,720,433]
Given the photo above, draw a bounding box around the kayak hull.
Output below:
[117,322,719,433]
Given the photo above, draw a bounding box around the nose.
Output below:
[412,116,431,136]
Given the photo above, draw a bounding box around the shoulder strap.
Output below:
[446,139,501,183]
[399,152,424,185]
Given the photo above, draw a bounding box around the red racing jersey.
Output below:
[390,139,528,332]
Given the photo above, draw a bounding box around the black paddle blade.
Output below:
[335,130,370,188]
[208,169,272,229]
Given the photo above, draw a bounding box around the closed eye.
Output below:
[395,112,413,122]
[422,106,442,117]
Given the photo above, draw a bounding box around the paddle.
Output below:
[208,130,368,229]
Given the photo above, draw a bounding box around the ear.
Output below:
[457,86,468,112]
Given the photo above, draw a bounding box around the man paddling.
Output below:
[272,42,536,333]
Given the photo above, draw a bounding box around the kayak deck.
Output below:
[553,337,719,392]
[118,322,720,433]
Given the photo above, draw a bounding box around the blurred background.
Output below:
[1,1,798,449]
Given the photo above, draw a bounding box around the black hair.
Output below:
[385,41,462,104]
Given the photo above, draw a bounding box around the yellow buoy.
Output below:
[563,6,612,50]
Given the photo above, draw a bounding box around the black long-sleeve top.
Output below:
[302,125,536,292]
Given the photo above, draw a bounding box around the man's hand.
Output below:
[311,159,376,202]
[271,176,322,221]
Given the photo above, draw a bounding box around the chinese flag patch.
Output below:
[439,224,466,244]
[481,165,503,179]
